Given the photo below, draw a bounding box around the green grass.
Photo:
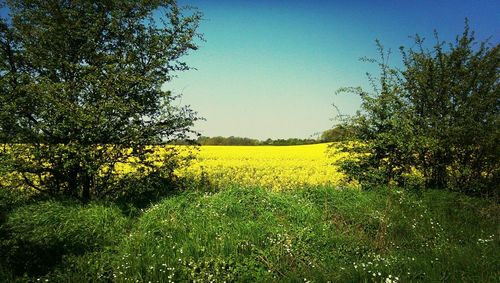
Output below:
[0,186,498,282]
[0,200,128,279]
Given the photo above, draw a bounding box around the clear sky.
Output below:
[2,1,497,140]
[169,0,499,140]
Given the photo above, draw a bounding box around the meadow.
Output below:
[1,144,499,282]
[2,1,498,282]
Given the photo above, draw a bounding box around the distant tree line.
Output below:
[197,136,260,146]
[260,138,318,146]
[196,136,317,146]
[195,128,348,146]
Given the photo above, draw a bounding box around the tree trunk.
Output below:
[81,173,91,203]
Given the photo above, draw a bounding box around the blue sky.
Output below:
[169,0,499,139]
[2,1,498,140]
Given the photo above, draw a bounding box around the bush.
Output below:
[336,22,499,196]
[0,0,202,201]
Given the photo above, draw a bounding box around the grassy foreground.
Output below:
[1,186,498,282]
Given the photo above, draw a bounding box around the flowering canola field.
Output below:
[1,143,348,191]
[178,143,347,190]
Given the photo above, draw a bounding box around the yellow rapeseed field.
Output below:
[177,143,347,191]
[1,143,350,191]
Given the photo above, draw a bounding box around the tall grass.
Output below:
[0,200,128,277]
[0,186,498,282]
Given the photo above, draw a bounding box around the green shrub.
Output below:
[336,22,499,196]
[1,0,201,202]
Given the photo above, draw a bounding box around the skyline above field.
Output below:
[171,0,499,140]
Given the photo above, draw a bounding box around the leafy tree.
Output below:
[337,22,499,196]
[0,0,202,201]
[320,125,350,142]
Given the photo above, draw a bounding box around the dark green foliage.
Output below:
[0,200,127,277]
[113,171,180,217]
[336,22,499,196]
[0,0,202,201]
[400,26,499,194]
[320,125,351,142]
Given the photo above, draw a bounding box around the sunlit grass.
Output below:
[3,187,497,282]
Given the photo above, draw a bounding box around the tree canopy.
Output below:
[320,125,350,142]
[336,22,499,196]
[0,0,202,201]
